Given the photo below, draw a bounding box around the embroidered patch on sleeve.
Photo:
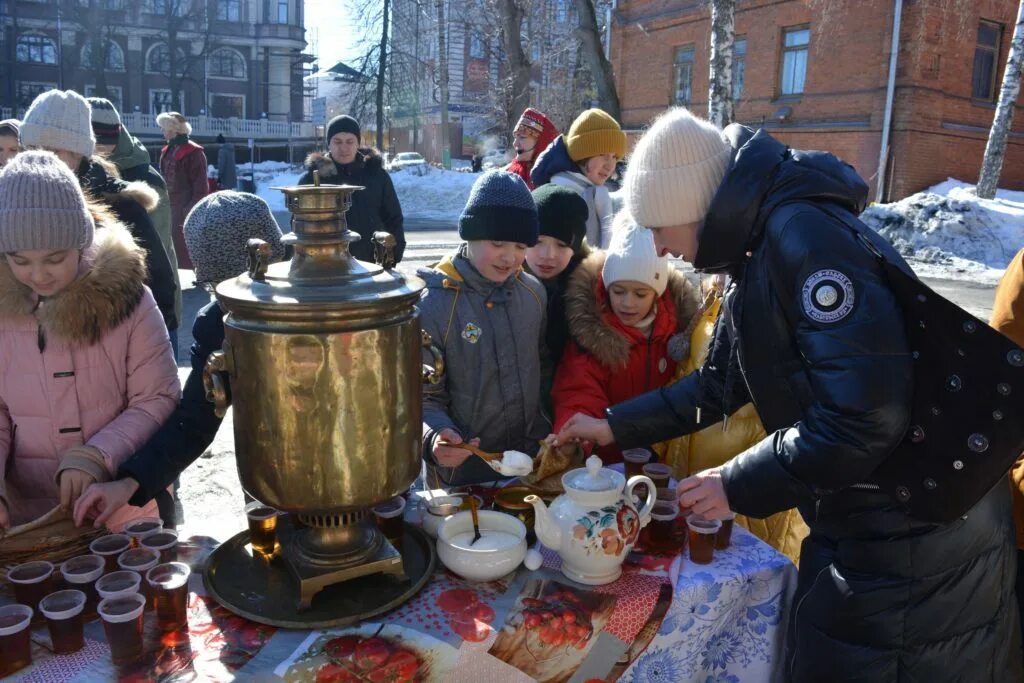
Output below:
[801,269,855,323]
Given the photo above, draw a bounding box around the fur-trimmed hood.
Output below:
[564,250,699,369]
[80,158,160,212]
[304,147,385,177]
[0,202,147,345]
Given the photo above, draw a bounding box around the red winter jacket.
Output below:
[552,251,698,463]
[506,111,559,190]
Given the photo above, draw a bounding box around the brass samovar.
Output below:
[202,176,442,628]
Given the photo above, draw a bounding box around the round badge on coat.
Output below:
[801,269,855,324]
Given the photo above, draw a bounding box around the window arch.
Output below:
[81,39,125,71]
[16,33,58,65]
[146,42,186,75]
[208,47,246,79]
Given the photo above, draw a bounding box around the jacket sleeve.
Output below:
[719,208,913,518]
[378,171,406,263]
[125,202,178,330]
[86,290,181,474]
[420,290,459,462]
[185,149,210,215]
[991,248,1024,347]
[0,394,10,507]
[552,344,612,433]
[118,303,226,506]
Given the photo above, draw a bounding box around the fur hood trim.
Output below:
[304,148,384,176]
[0,202,147,345]
[564,250,699,369]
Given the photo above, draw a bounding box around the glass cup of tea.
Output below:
[89,534,133,573]
[642,463,672,488]
[124,517,164,547]
[141,529,179,564]
[372,496,406,544]
[97,593,146,666]
[146,562,191,632]
[687,516,722,565]
[117,548,160,609]
[96,570,142,601]
[0,604,33,677]
[245,501,279,557]
[7,560,55,617]
[39,589,86,655]
[716,512,736,550]
[647,501,679,554]
[60,555,105,617]
[622,448,653,479]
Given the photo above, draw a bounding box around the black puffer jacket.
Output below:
[298,149,405,264]
[608,127,1021,681]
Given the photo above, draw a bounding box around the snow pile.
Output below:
[862,179,1024,283]
[251,162,304,213]
[390,166,477,221]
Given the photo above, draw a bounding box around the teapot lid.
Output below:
[563,455,622,493]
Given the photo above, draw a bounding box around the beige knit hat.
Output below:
[19,89,96,158]
[624,108,731,228]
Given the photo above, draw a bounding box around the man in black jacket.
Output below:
[557,109,1021,681]
[298,114,405,263]
[74,191,286,528]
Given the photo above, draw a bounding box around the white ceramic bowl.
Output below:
[421,495,463,539]
[437,511,527,582]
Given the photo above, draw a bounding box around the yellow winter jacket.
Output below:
[656,296,808,563]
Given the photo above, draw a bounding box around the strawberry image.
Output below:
[324,635,361,660]
[353,637,391,670]
[315,661,360,683]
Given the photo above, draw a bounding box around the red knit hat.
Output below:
[515,108,554,137]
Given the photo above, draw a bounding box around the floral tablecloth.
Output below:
[6,523,796,682]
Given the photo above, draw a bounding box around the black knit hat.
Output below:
[532,184,588,255]
[326,115,360,143]
[459,170,539,246]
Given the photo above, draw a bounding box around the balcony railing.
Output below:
[121,112,315,140]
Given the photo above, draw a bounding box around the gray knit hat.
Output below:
[0,151,95,253]
[459,170,539,246]
[184,191,285,284]
[20,90,96,158]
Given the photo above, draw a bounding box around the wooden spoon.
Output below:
[437,441,503,463]
[468,495,482,546]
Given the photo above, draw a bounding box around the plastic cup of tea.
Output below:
[39,589,86,655]
[656,486,677,504]
[716,512,736,550]
[642,463,672,487]
[124,517,163,547]
[647,501,679,553]
[146,562,191,632]
[245,501,279,556]
[90,534,132,573]
[97,593,146,666]
[0,604,33,676]
[117,548,160,608]
[7,560,55,616]
[60,555,105,616]
[687,516,722,565]
[623,448,653,479]
[96,570,142,601]
[372,496,406,544]
[141,529,179,563]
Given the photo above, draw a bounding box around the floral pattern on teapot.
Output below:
[571,502,641,557]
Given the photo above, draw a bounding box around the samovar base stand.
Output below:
[283,539,406,611]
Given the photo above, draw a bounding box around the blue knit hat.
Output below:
[459,170,539,246]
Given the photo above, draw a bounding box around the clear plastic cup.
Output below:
[623,448,653,479]
[647,501,679,552]
[124,517,163,547]
[141,529,179,564]
[147,562,192,632]
[687,516,722,565]
[0,604,33,676]
[373,496,407,543]
[7,560,55,616]
[97,594,146,665]
[117,548,160,608]
[96,570,142,600]
[245,502,279,556]
[642,462,672,487]
[60,555,105,616]
[39,589,86,654]
[90,534,132,573]
[715,512,737,550]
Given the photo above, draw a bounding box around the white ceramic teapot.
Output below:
[525,455,656,585]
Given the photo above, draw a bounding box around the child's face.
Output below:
[607,280,657,326]
[581,153,617,186]
[6,249,81,297]
[467,240,527,283]
[526,235,574,281]
[0,134,19,169]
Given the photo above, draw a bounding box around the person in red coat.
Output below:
[551,217,698,463]
[505,108,558,190]
[157,112,209,270]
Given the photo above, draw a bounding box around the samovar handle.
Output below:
[372,231,397,270]
[202,350,232,418]
[421,330,445,384]
[247,239,271,281]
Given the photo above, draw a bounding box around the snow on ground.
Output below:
[863,179,1024,284]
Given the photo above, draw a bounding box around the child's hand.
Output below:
[433,429,478,468]
[74,478,140,528]
[0,498,8,530]
[59,470,97,511]
[555,413,614,447]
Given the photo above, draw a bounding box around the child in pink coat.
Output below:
[0,151,180,531]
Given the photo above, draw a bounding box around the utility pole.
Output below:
[413,0,420,152]
[436,0,450,168]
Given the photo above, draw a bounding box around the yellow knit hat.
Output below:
[565,109,627,162]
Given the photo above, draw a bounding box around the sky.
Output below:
[305,0,364,71]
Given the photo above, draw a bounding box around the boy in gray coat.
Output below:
[419,171,551,486]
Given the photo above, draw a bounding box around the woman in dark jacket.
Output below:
[557,109,1021,681]
[298,115,405,263]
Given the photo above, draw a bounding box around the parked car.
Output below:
[390,152,427,171]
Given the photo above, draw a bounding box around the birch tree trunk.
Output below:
[572,0,621,121]
[707,0,736,128]
[436,0,451,168]
[978,0,1024,199]
[497,0,532,138]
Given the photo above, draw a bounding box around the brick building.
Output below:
[610,0,1024,201]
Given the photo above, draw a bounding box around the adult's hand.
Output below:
[432,428,479,468]
[59,470,96,512]
[0,498,8,530]
[555,413,614,447]
[74,478,140,528]
[677,467,732,520]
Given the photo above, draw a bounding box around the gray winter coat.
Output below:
[217,143,237,190]
[418,248,551,486]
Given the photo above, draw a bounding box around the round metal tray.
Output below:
[203,521,436,629]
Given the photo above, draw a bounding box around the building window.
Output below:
[85,85,123,113]
[210,93,244,118]
[277,0,288,24]
[469,32,485,59]
[216,0,240,21]
[150,0,185,15]
[973,21,1002,101]
[531,41,541,62]
[209,48,246,78]
[150,89,183,115]
[16,33,58,64]
[146,42,185,75]
[555,0,567,23]
[81,39,125,71]
[16,82,56,110]
[78,0,124,8]
[780,26,809,96]
[673,45,695,105]
[733,37,747,101]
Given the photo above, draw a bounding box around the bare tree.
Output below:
[151,0,214,114]
[436,0,450,167]
[571,0,619,119]
[978,0,1024,199]
[707,0,735,128]
[60,0,119,101]
[375,0,391,151]
[495,0,532,136]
